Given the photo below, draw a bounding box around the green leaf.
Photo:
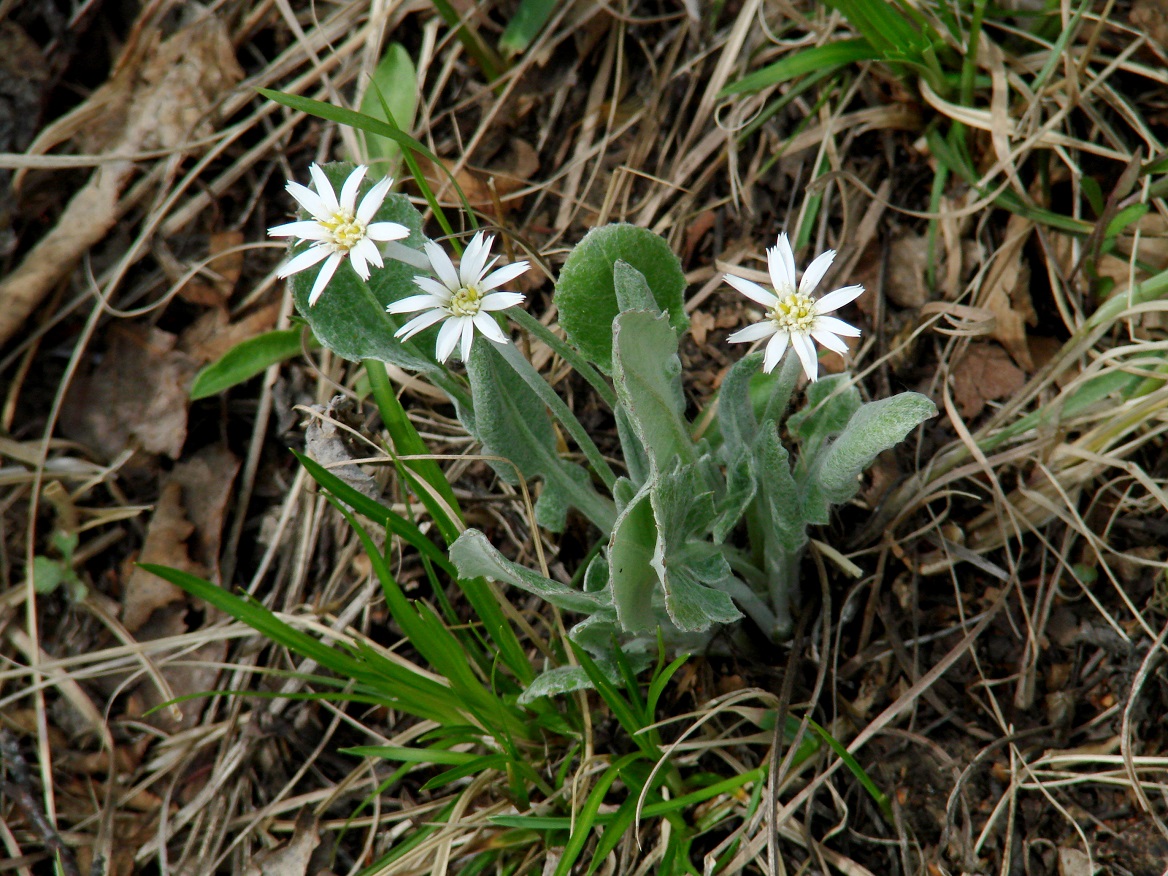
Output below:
[649,461,742,632]
[607,481,658,633]
[449,529,611,615]
[499,0,557,56]
[788,374,862,459]
[357,43,418,171]
[717,352,761,458]
[612,310,695,474]
[753,426,806,556]
[31,556,66,595]
[613,260,659,313]
[804,391,937,524]
[466,339,615,533]
[555,224,687,374]
[190,329,308,400]
[713,449,755,543]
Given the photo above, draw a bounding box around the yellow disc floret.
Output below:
[768,291,816,332]
[322,209,366,252]
[449,284,483,317]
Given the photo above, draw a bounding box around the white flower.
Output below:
[724,233,864,381]
[387,232,528,363]
[269,163,410,306]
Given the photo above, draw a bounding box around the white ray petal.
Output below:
[285,181,328,219]
[768,233,797,292]
[308,164,339,213]
[762,331,790,373]
[278,245,330,278]
[480,261,528,291]
[353,237,383,271]
[460,232,492,287]
[435,317,464,363]
[388,293,446,314]
[480,291,525,312]
[799,249,836,296]
[339,165,367,211]
[356,175,392,223]
[814,315,861,337]
[791,332,819,381]
[727,321,777,344]
[425,240,461,291]
[268,220,330,240]
[366,220,409,242]
[394,308,448,341]
[412,276,454,300]
[349,246,369,280]
[460,320,477,362]
[724,273,777,307]
[308,253,342,306]
[473,311,508,343]
[811,328,849,354]
[815,284,865,313]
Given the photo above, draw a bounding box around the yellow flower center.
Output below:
[449,284,483,317]
[322,209,366,252]
[768,291,817,333]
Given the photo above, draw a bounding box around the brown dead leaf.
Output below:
[178,230,247,306]
[1131,0,1168,48]
[167,444,240,582]
[429,138,540,217]
[244,810,320,876]
[952,343,1026,419]
[886,232,930,308]
[0,14,243,348]
[179,300,281,365]
[62,324,197,460]
[689,310,715,345]
[122,481,200,632]
[684,210,717,264]
[978,214,1037,371]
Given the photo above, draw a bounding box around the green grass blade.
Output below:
[292,450,455,575]
[365,358,463,542]
[806,717,891,819]
[720,39,879,97]
[553,754,642,876]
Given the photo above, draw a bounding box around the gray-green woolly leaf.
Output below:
[717,352,762,459]
[612,476,638,512]
[467,339,615,532]
[787,374,861,457]
[583,552,609,593]
[286,163,434,372]
[714,450,755,542]
[533,464,603,533]
[753,426,806,555]
[518,650,652,704]
[650,461,742,631]
[567,609,624,656]
[613,260,659,314]
[607,481,658,632]
[612,310,695,474]
[449,529,610,614]
[804,391,937,524]
[615,405,650,487]
[554,224,687,373]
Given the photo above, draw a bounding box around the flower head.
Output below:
[387,232,528,363]
[269,163,410,306]
[724,233,864,381]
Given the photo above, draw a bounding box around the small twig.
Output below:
[0,728,82,876]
